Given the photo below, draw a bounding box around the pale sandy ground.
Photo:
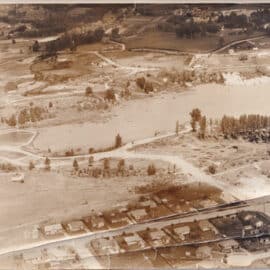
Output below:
[34,82,270,152]
[227,250,270,267]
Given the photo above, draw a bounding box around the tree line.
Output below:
[45,27,104,54]
[6,105,45,127]
[220,114,270,136]
[175,22,220,39]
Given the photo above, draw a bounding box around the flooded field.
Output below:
[0,131,33,147]
[34,83,270,152]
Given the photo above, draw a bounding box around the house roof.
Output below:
[219,239,239,249]
[124,234,142,245]
[174,226,190,235]
[44,223,63,232]
[67,220,84,231]
[149,230,167,240]
[130,208,147,219]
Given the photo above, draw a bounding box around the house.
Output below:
[47,246,76,262]
[173,226,190,240]
[91,216,106,229]
[11,173,24,183]
[198,220,218,234]
[91,237,120,255]
[124,233,146,249]
[138,199,157,209]
[43,223,64,237]
[259,237,270,245]
[107,211,130,227]
[238,212,253,222]
[148,230,171,246]
[196,246,212,259]
[250,217,264,229]
[242,224,260,236]
[129,208,148,222]
[83,214,106,231]
[66,220,85,233]
[218,239,239,253]
[23,249,44,264]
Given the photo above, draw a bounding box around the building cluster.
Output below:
[211,211,270,252]
[22,245,82,269]
[87,210,270,267]
[24,207,270,269]
[39,193,220,239]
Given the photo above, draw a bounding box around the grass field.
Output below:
[123,30,264,53]
[124,31,219,53]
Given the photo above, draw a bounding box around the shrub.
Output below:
[85,87,93,96]
[73,159,79,171]
[44,157,51,171]
[29,161,35,170]
[136,77,146,89]
[115,134,122,148]
[6,114,17,127]
[208,164,217,174]
[105,89,115,101]
[144,81,154,93]
[147,164,156,176]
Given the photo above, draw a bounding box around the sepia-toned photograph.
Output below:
[1,2,270,269]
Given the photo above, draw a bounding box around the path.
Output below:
[211,35,266,54]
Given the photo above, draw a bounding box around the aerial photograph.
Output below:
[1,2,270,269]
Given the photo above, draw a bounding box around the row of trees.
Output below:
[220,114,270,136]
[189,110,270,139]
[190,108,207,139]
[72,157,156,177]
[136,77,154,93]
[6,106,45,127]
[175,22,220,39]
[217,12,249,29]
[45,27,104,54]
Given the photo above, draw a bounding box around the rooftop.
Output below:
[174,226,190,236]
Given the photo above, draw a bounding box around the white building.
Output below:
[129,208,148,221]
[174,226,190,240]
[43,223,64,236]
[67,220,85,232]
[124,234,145,248]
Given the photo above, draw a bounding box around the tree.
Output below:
[85,87,93,96]
[208,164,216,174]
[199,116,207,139]
[94,27,104,41]
[115,133,122,148]
[7,114,17,127]
[190,108,202,132]
[111,27,120,39]
[136,77,146,89]
[175,120,179,135]
[18,111,26,126]
[44,157,51,171]
[103,158,110,171]
[32,40,40,52]
[65,149,74,157]
[105,89,115,101]
[144,81,153,93]
[73,159,79,171]
[29,161,35,170]
[117,159,125,175]
[88,156,94,166]
[147,164,156,176]
[219,36,225,47]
